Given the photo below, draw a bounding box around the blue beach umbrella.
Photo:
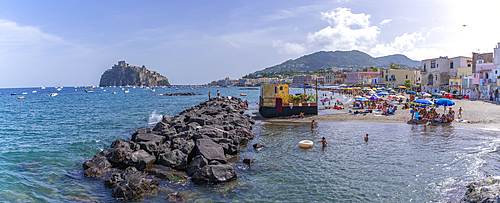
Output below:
[378,92,389,95]
[356,97,368,101]
[434,98,455,113]
[434,98,455,106]
[406,91,417,95]
[413,98,433,105]
[369,95,379,100]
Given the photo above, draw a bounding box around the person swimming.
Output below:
[316,137,327,147]
[364,133,369,142]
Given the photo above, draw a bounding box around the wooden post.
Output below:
[316,78,318,107]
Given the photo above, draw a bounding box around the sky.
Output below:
[1,0,500,87]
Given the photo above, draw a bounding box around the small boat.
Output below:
[103,90,107,92]
[11,93,16,95]
[240,93,247,96]
[40,86,45,89]
[151,89,155,92]
[111,92,117,94]
[74,89,77,91]
[32,90,37,93]
[124,90,129,93]
[57,88,62,91]
[17,96,25,99]
[49,93,58,97]
[86,90,94,93]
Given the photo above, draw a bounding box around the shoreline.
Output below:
[254,99,500,130]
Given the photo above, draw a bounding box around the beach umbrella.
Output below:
[413,98,433,105]
[390,90,397,93]
[398,86,407,89]
[354,95,361,99]
[356,97,368,101]
[422,93,431,97]
[378,92,389,95]
[406,90,417,95]
[434,98,455,113]
[346,88,353,90]
[369,95,379,100]
[434,98,455,106]
[396,95,406,99]
[369,91,376,94]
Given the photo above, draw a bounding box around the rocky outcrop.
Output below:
[99,61,170,87]
[460,176,500,203]
[84,97,254,200]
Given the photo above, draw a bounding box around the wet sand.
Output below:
[258,100,500,128]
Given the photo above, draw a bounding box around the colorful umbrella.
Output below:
[378,92,389,95]
[434,99,455,106]
[356,97,368,101]
[413,98,433,105]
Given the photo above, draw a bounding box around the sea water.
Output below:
[0,86,498,202]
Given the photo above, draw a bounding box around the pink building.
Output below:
[344,70,380,85]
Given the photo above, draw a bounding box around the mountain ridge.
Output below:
[255,50,420,74]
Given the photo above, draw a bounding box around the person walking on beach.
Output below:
[316,137,327,147]
[458,107,462,118]
[364,134,369,142]
[217,90,220,97]
[209,92,211,99]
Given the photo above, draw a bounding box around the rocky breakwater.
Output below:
[83,97,255,201]
[460,176,500,202]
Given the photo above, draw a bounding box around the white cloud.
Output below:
[380,19,392,25]
[229,41,240,49]
[0,19,67,54]
[272,40,307,55]
[307,8,380,51]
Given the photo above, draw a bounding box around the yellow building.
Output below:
[381,69,419,88]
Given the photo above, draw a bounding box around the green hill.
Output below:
[255,50,420,74]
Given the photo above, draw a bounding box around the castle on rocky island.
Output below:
[99,61,170,87]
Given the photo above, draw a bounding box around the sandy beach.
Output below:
[258,99,500,128]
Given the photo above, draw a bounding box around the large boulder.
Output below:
[158,149,188,171]
[123,150,156,171]
[109,170,160,201]
[170,138,186,150]
[162,115,171,123]
[188,116,206,126]
[138,141,159,156]
[131,128,151,141]
[134,133,165,145]
[152,122,170,132]
[460,176,500,203]
[82,156,112,177]
[106,147,133,165]
[186,155,208,176]
[191,164,237,184]
[179,140,195,155]
[195,139,227,164]
[145,165,189,185]
[232,127,255,139]
[193,126,227,139]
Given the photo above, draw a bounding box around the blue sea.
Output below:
[0,86,499,202]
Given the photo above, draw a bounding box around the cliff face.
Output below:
[99,61,170,87]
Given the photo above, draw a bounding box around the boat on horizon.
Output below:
[124,90,129,93]
[40,85,45,89]
[17,96,25,99]
[21,92,27,95]
[240,93,247,96]
[111,92,117,94]
[32,90,37,93]
[49,93,58,97]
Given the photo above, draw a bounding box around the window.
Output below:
[423,64,426,72]
[406,75,408,79]
[428,74,434,85]
[477,59,484,64]
[431,61,436,68]
[450,62,454,69]
[468,63,471,67]
[385,75,388,81]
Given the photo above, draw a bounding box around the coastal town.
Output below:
[209,42,500,102]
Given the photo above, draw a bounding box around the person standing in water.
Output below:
[311,120,316,129]
[316,137,327,147]
[217,90,220,97]
[458,107,463,118]
[364,134,369,142]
